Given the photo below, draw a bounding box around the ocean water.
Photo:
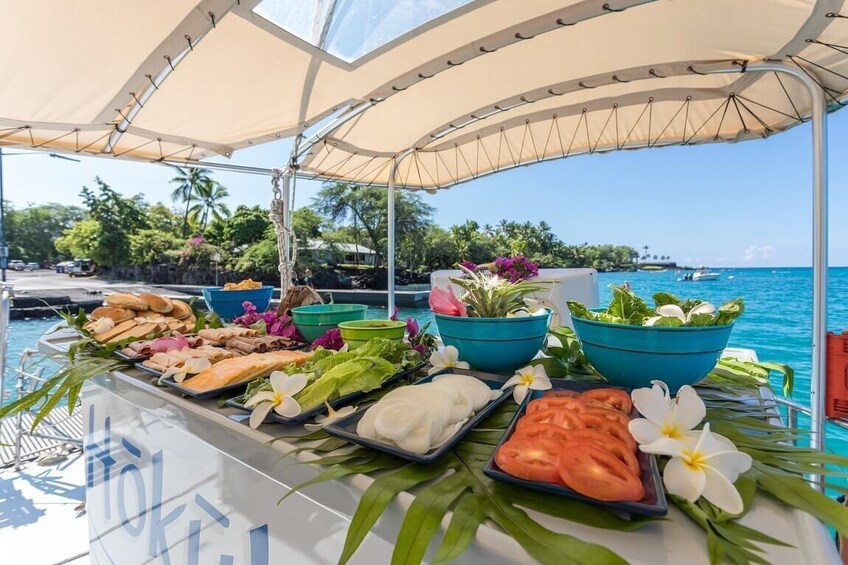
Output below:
[4,267,848,453]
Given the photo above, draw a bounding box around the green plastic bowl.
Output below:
[338,320,406,349]
[291,304,367,343]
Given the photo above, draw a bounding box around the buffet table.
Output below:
[39,329,839,564]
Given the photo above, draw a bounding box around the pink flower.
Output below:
[314,328,345,350]
[406,317,419,337]
[429,287,467,317]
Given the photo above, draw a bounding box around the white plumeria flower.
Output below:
[159,357,212,385]
[428,345,470,375]
[628,381,706,446]
[304,401,357,431]
[502,364,552,404]
[244,371,308,429]
[645,302,716,326]
[89,317,115,334]
[640,423,753,514]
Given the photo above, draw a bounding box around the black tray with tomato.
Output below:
[483,381,667,517]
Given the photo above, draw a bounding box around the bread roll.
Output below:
[105,293,148,310]
[91,307,135,323]
[139,293,174,314]
[169,300,192,320]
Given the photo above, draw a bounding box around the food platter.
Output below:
[226,362,426,425]
[483,382,668,517]
[324,369,512,464]
[155,371,260,400]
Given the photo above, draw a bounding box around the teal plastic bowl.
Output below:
[202,286,273,320]
[570,316,735,392]
[291,304,367,343]
[435,310,552,373]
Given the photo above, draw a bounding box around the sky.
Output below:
[2,107,846,268]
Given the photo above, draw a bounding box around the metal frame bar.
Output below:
[386,150,414,314]
[704,63,828,467]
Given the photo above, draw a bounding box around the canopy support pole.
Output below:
[708,61,828,485]
[387,150,413,315]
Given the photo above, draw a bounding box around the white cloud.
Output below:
[743,245,776,261]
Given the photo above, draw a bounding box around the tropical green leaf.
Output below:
[606,286,652,324]
[652,292,681,308]
[653,316,683,327]
[433,492,488,563]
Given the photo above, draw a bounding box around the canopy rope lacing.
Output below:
[270,166,297,292]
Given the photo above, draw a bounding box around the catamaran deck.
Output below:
[0,451,90,565]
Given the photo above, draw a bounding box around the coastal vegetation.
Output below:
[6,175,644,286]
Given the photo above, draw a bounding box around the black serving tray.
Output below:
[482,382,668,517]
[324,369,512,464]
[226,362,426,425]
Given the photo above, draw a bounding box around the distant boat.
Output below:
[693,271,721,281]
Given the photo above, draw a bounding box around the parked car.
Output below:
[26,262,40,271]
[8,260,25,271]
[68,259,95,277]
[55,260,75,273]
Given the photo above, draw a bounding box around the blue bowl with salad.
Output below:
[568,291,742,393]
[570,316,734,393]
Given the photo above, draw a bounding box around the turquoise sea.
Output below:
[4,266,848,455]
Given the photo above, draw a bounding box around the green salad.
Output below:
[568,287,744,327]
[244,338,421,411]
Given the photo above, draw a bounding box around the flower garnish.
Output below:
[159,357,212,385]
[645,302,716,326]
[304,401,357,431]
[244,371,307,429]
[628,381,705,446]
[501,364,552,403]
[89,317,115,334]
[429,287,468,317]
[428,345,470,375]
[313,328,346,350]
[640,423,752,514]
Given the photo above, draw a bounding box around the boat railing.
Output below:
[11,348,83,470]
[773,396,848,444]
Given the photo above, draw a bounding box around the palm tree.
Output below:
[170,166,214,236]
[189,179,230,230]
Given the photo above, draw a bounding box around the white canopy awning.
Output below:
[1,0,847,188]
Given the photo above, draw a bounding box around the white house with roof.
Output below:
[305,240,377,266]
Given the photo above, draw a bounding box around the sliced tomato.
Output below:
[543,390,580,398]
[495,437,562,483]
[516,408,584,431]
[562,429,640,476]
[513,422,574,444]
[577,412,637,453]
[526,396,587,415]
[579,388,633,414]
[582,399,617,411]
[556,441,645,502]
[581,407,631,428]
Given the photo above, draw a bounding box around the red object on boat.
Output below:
[826,332,848,419]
